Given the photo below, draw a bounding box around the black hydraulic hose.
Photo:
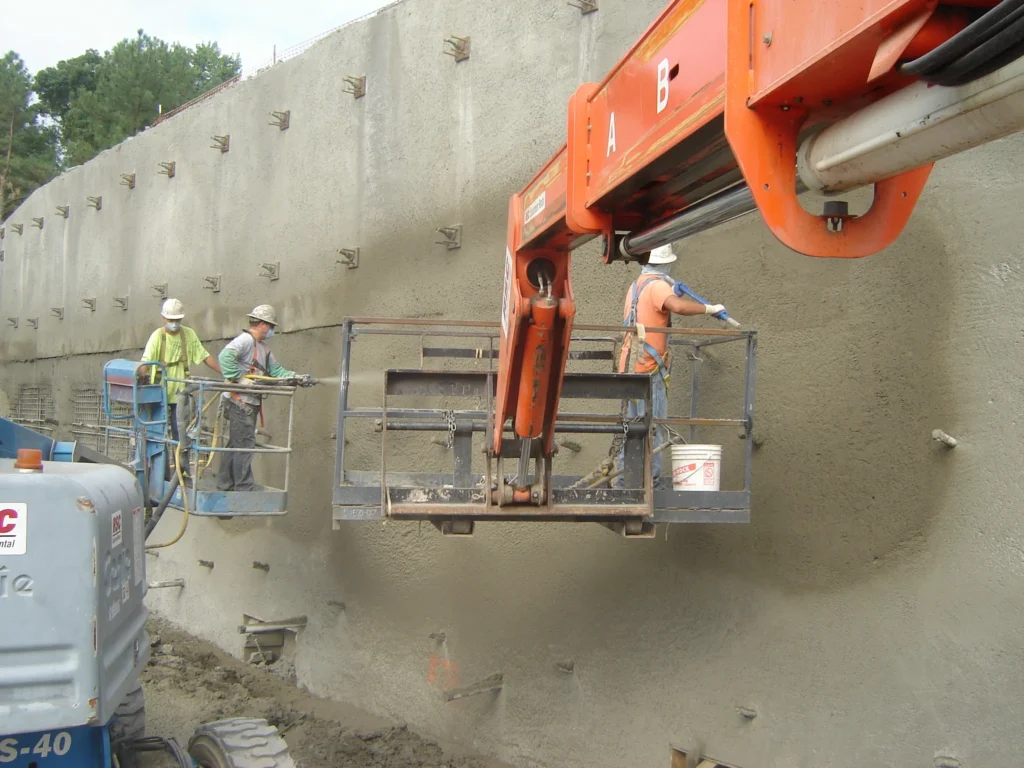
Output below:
[931,28,1024,86]
[145,472,179,538]
[900,0,1024,78]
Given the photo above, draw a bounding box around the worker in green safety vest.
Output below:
[141,298,221,477]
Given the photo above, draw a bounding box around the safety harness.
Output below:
[226,331,270,426]
[623,272,675,384]
[148,328,190,384]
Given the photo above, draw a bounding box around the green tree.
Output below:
[0,51,57,219]
[37,31,241,167]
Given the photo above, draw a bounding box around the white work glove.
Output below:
[704,304,726,316]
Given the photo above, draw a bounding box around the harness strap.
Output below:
[624,274,674,377]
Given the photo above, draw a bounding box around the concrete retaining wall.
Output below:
[3,1,1024,766]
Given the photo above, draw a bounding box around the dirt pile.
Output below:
[143,618,506,768]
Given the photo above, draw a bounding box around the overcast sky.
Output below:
[0,0,394,75]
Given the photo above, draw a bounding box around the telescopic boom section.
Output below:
[496,0,1020,462]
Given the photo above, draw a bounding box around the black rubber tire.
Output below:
[188,718,295,768]
[109,684,146,768]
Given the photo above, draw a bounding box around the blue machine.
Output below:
[0,423,295,768]
[101,360,296,519]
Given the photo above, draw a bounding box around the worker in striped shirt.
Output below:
[141,298,221,477]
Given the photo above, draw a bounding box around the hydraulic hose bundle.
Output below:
[900,0,1024,86]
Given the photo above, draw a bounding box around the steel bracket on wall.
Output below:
[568,0,598,13]
[51,308,64,320]
[151,283,168,299]
[343,76,366,98]
[210,134,230,153]
[158,161,176,178]
[120,173,136,189]
[26,318,38,330]
[113,296,129,311]
[55,205,69,218]
[435,225,462,250]
[203,275,222,293]
[82,298,96,312]
[443,36,470,62]
[87,196,102,210]
[259,262,280,281]
[269,111,290,130]
[10,224,22,235]
[337,248,360,269]
[31,217,43,229]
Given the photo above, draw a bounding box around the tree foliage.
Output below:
[37,31,241,167]
[0,51,57,219]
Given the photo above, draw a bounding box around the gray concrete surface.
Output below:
[3,0,1024,766]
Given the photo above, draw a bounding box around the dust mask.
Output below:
[165,321,180,332]
[265,327,275,339]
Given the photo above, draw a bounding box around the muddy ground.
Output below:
[142,617,510,768]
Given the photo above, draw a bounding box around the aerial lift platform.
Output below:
[334,0,1024,536]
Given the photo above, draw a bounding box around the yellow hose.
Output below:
[145,437,190,550]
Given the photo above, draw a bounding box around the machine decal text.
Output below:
[0,503,27,555]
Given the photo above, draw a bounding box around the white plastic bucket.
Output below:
[670,444,722,492]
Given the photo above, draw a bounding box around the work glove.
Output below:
[704,304,726,316]
[235,377,255,387]
[297,373,318,387]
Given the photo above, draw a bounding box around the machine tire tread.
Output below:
[188,718,295,768]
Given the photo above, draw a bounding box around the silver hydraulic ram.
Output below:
[622,52,1024,257]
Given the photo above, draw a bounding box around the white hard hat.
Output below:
[161,298,185,320]
[647,245,677,265]
[247,304,278,326]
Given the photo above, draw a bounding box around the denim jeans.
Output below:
[614,370,668,489]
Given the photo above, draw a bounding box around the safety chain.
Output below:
[443,410,457,449]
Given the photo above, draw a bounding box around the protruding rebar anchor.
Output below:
[210,134,230,153]
[443,36,470,62]
[932,429,958,448]
[151,283,168,299]
[269,110,290,130]
[435,225,462,250]
[26,318,39,330]
[55,205,69,218]
[258,262,280,281]
[342,75,366,98]
[444,673,503,703]
[737,705,758,720]
[158,161,176,178]
[203,275,222,293]
[113,296,129,311]
[6,318,17,329]
[148,578,185,589]
[10,223,23,235]
[336,248,359,269]
[81,298,96,312]
[120,173,136,189]
[568,0,598,13]
[559,439,582,454]
[197,559,215,569]
[51,308,64,320]
[252,561,270,572]
[555,660,575,674]
[86,196,103,210]
[327,599,346,610]
[31,217,44,229]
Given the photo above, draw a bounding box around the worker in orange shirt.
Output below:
[615,245,725,488]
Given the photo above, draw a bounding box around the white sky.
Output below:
[0,0,394,75]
